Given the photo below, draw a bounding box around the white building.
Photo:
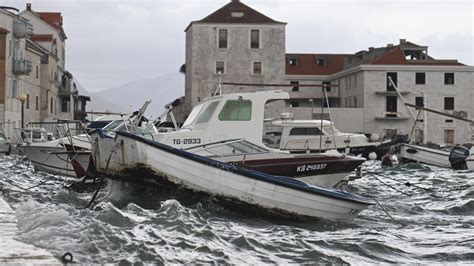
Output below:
[180,0,474,146]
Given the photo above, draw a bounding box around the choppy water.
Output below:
[0,155,473,264]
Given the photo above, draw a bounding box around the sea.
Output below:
[0,154,473,264]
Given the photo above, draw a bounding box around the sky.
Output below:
[4,0,474,93]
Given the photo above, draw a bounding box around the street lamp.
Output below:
[17,93,27,128]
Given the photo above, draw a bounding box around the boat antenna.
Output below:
[319,86,324,153]
[323,84,338,149]
[213,72,222,96]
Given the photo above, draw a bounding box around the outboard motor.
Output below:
[449,145,470,170]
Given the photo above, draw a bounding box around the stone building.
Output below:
[0,4,90,141]
[179,0,474,146]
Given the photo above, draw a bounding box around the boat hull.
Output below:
[17,144,89,177]
[102,131,373,222]
[398,144,452,168]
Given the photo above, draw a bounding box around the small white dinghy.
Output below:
[110,131,374,222]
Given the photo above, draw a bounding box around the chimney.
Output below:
[399,39,406,44]
[368,47,374,51]
[26,3,31,10]
[387,43,394,47]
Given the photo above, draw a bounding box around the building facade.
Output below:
[0,4,90,141]
[180,0,474,146]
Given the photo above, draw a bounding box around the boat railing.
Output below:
[184,138,270,159]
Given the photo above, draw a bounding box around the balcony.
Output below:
[13,18,33,38]
[12,58,33,75]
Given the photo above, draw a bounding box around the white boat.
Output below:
[398,143,474,170]
[91,91,366,188]
[0,130,11,154]
[265,115,382,158]
[16,127,91,177]
[108,130,374,222]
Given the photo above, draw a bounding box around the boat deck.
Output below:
[0,196,59,264]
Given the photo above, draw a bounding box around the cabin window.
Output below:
[218,100,252,121]
[181,103,205,128]
[250,29,259,49]
[444,73,454,85]
[415,72,425,84]
[218,29,228,49]
[289,127,323,136]
[195,101,219,124]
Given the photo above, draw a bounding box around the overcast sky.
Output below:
[5,0,474,92]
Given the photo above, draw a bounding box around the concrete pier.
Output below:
[0,196,59,264]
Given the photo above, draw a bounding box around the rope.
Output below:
[372,197,403,225]
[83,140,119,209]
[368,173,412,196]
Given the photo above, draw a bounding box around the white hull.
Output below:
[398,144,452,168]
[105,132,373,221]
[18,144,89,177]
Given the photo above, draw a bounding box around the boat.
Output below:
[0,130,11,155]
[106,130,374,222]
[91,91,366,188]
[265,114,387,159]
[16,124,91,177]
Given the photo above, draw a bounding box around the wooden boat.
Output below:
[105,130,374,222]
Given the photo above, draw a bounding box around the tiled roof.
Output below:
[285,54,349,75]
[185,0,285,31]
[26,4,67,39]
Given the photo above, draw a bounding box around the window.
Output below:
[386,72,397,91]
[289,127,323,136]
[386,96,397,116]
[50,97,53,114]
[231,11,245,18]
[316,59,326,66]
[444,129,454,145]
[36,66,39,79]
[218,100,252,121]
[415,97,424,107]
[195,101,219,124]
[288,58,298,66]
[415,72,425,84]
[61,97,69,112]
[323,81,331,92]
[35,96,38,110]
[445,119,453,123]
[444,97,454,110]
[253,62,262,75]
[444,73,454,85]
[290,81,299,92]
[26,94,29,109]
[218,29,228,49]
[290,101,299,107]
[250,29,259,49]
[216,61,225,74]
[11,79,18,98]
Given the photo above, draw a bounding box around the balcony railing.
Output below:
[13,18,34,38]
[12,58,33,75]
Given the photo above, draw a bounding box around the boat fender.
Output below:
[61,252,73,263]
[449,145,470,170]
[369,133,379,142]
[368,152,377,160]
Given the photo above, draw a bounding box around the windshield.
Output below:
[181,103,205,128]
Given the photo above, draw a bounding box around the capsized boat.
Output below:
[107,130,374,222]
[91,91,366,188]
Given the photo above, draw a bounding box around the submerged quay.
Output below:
[0,196,59,264]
